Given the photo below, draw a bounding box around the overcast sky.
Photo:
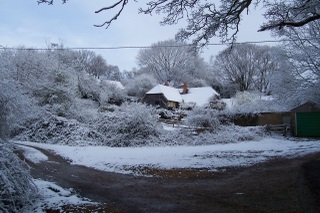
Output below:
[1,0,275,71]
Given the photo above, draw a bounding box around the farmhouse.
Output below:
[143,83,220,109]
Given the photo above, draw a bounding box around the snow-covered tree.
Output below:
[125,74,157,97]
[278,20,320,105]
[137,39,198,85]
[0,49,40,137]
[213,44,281,93]
[0,140,38,212]
[105,65,121,81]
[72,50,110,78]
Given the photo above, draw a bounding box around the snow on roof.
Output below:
[147,85,219,106]
[146,84,183,102]
[182,87,219,106]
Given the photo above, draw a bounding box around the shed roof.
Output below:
[291,101,320,112]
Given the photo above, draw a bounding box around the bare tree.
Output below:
[136,39,197,85]
[253,46,279,94]
[282,20,320,85]
[73,50,108,78]
[273,19,320,105]
[38,0,320,45]
[106,65,121,81]
[88,54,108,78]
[214,44,280,93]
[214,44,257,91]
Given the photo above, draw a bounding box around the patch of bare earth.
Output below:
[17,145,320,213]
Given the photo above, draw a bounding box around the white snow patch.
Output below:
[15,138,320,175]
[17,144,48,163]
[31,179,95,212]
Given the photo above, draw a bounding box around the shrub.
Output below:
[96,103,162,147]
[185,107,220,131]
[98,81,126,106]
[14,114,104,146]
[0,140,38,212]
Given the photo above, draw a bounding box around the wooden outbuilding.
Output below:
[143,84,183,109]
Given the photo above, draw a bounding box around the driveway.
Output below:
[17,145,320,213]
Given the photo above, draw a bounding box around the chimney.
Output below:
[183,82,188,94]
[164,81,169,86]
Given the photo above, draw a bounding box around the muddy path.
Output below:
[17,145,320,213]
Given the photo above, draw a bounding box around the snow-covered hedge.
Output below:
[96,103,162,147]
[185,107,220,131]
[159,125,265,146]
[14,115,105,146]
[0,140,38,212]
[226,91,287,113]
[13,101,266,147]
[15,103,162,147]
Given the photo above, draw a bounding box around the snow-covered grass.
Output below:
[15,137,320,175]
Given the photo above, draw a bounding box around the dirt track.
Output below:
[18,146,320,213]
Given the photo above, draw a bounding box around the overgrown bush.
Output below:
[78,75,126,106]
[96,103,162,147]
[14,115,104,146]
[0,140,38,212]
[185,107,220,131]
[78,75,101,102]
[98,81,126,106]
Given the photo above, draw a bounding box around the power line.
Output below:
[0,38,318,51]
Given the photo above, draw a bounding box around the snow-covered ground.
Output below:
[15,137,320,175]
[14,137,320,212]
[30,179,96,213]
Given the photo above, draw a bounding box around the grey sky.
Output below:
[0,0,274,71]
